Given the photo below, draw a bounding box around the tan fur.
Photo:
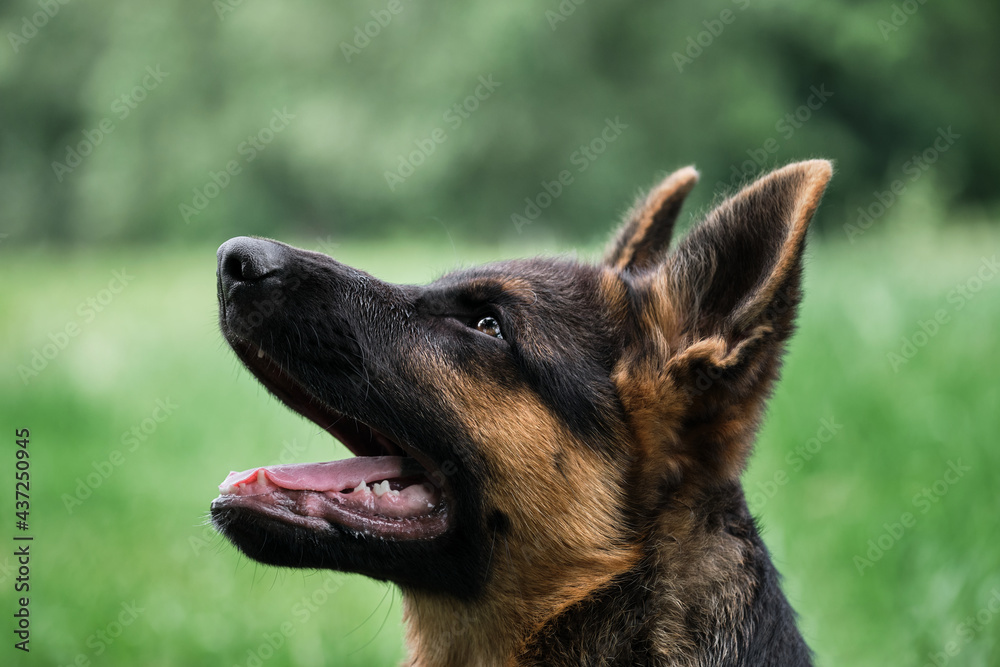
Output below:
[382,161,831,667]
[404,359,641,666]
[646,502,757,665]
[403,161,831,665]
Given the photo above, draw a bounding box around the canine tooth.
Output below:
[256,470,266,485]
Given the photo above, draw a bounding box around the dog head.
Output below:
[211,160,831,654]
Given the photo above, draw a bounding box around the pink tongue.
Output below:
[219,456,423,492]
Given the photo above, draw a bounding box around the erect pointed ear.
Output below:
[611,161,832,487]
[663,160,833,409]
[604,166,699,272]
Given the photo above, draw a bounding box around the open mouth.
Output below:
[212,337,449,540]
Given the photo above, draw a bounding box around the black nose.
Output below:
[217,236,286,295]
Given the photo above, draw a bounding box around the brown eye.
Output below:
[475,316,503,339]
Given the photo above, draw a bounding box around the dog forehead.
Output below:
[425,257,605,304]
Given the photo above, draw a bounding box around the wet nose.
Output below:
[217,236,286,295]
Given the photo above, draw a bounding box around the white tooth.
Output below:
[221,485,236,495]
[388,489,400,498]
[257,348,265,358]
[256,470,266,485]
[352,481,366,494]
[373,480,390,497]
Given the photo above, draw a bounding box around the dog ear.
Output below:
[667,160,831,337]
[617,161,832,483]
[604,166,699,272]
[663,160,832,416]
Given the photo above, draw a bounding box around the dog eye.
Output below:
[474,316,503,339]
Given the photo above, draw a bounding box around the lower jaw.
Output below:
[211,489,449,540]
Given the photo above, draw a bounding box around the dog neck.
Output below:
[399,486,812,666]
[400,592,515,667]
[399,546,638,667]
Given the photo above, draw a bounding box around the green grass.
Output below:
[1,227,998,666]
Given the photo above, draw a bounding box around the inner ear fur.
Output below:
[604,166,699,272]
[665,160,832,342]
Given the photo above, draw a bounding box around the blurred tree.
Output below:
[0,0,994,245]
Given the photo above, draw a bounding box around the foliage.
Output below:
[0,0,996,244]
[1,229,998,665]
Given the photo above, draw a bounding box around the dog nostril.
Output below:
[223,252,247,282]
[218,237,286,285]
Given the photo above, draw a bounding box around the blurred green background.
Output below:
[1,0,998,665]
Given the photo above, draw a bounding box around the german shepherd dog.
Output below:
[212,160,832,666]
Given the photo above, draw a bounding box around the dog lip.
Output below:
[211,492,449,540]
[219,336,455,539]
[215,457,446,532]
